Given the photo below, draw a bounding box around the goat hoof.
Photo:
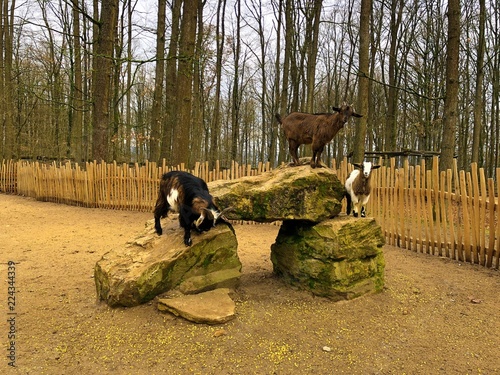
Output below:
[353,212,358,217]
[184,238,192,246]
[155,228,163,235]
[361,213,366,218]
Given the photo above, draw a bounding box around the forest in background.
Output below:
[0,0,499,175]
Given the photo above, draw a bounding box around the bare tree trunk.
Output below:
[150,0,166,163]
[385,0,403,152]
[353,0,371,164]
[304,0,322,113]
[191,0,204,163]
[289,1,300,112]
[0,0,15,159]
[69,0,84,161]
[471,0,485,164]
[209,0,226,166]
[124,0,132,161]
[439,0,460,171]
[230,0,241,162]
[112,5,124,161]
[92,0,118,162]
[171,0,198,167]
[277,0,293,163]
[160,0,182,162]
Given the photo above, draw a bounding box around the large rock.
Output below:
[271,216,385,300]
[209,164,345,223]
[95,218,241,307]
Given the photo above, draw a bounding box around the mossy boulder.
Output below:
[271,216,385,300]
[209,164,345,223]
[94,217,241,307]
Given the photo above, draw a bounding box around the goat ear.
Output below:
[201,207,215,221]
[353,163,363,169]
[352,112,363,118]
[372,165,381,169]
[332,106,341,112]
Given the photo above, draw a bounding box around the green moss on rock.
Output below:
[271,216,385,300]
[209,165,345,222]
[94,219,241,307]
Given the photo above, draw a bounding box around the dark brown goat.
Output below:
[275,103,362,168]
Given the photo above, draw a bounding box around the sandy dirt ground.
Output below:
[1,193,499,375]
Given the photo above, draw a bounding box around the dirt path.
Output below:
[1,194,499,374]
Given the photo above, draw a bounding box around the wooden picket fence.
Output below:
[1,157,499,269]
[336,157,499,269]
[1,159,273,211]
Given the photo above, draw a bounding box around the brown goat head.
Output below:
[331,102,363,123]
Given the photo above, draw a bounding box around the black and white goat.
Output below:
[154,171,229,246]
[344,161,380,217]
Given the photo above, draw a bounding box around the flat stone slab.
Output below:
[209,164,345,222]
[157,288,236,324]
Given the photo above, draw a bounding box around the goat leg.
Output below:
[360,194,370,217]
[345,192,352,215]
[153,199,170,235]
[177,209,194,246]
[351,196,360,217]
[310,152,317,168]
[288,141,300,165]
[183,227,193,246]
[311,146,325,168]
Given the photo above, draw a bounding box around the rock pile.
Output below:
[94,163,385,321]
[210,164,385,300]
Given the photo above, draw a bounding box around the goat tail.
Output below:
[275,113,282,124]
[344,191,352,215]
[153,186,169,219]
[153,187,170,235]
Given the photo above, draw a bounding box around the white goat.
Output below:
[344,161,380,217]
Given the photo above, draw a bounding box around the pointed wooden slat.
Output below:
[487,178,495,268]
[479,168,487,265]
[446,169,456,260]
[496,168,500,269]
[460,171,471,262]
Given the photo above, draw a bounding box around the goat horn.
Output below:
[195,211,205,228]
[218,207,234,221]
[219,207,234,215]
